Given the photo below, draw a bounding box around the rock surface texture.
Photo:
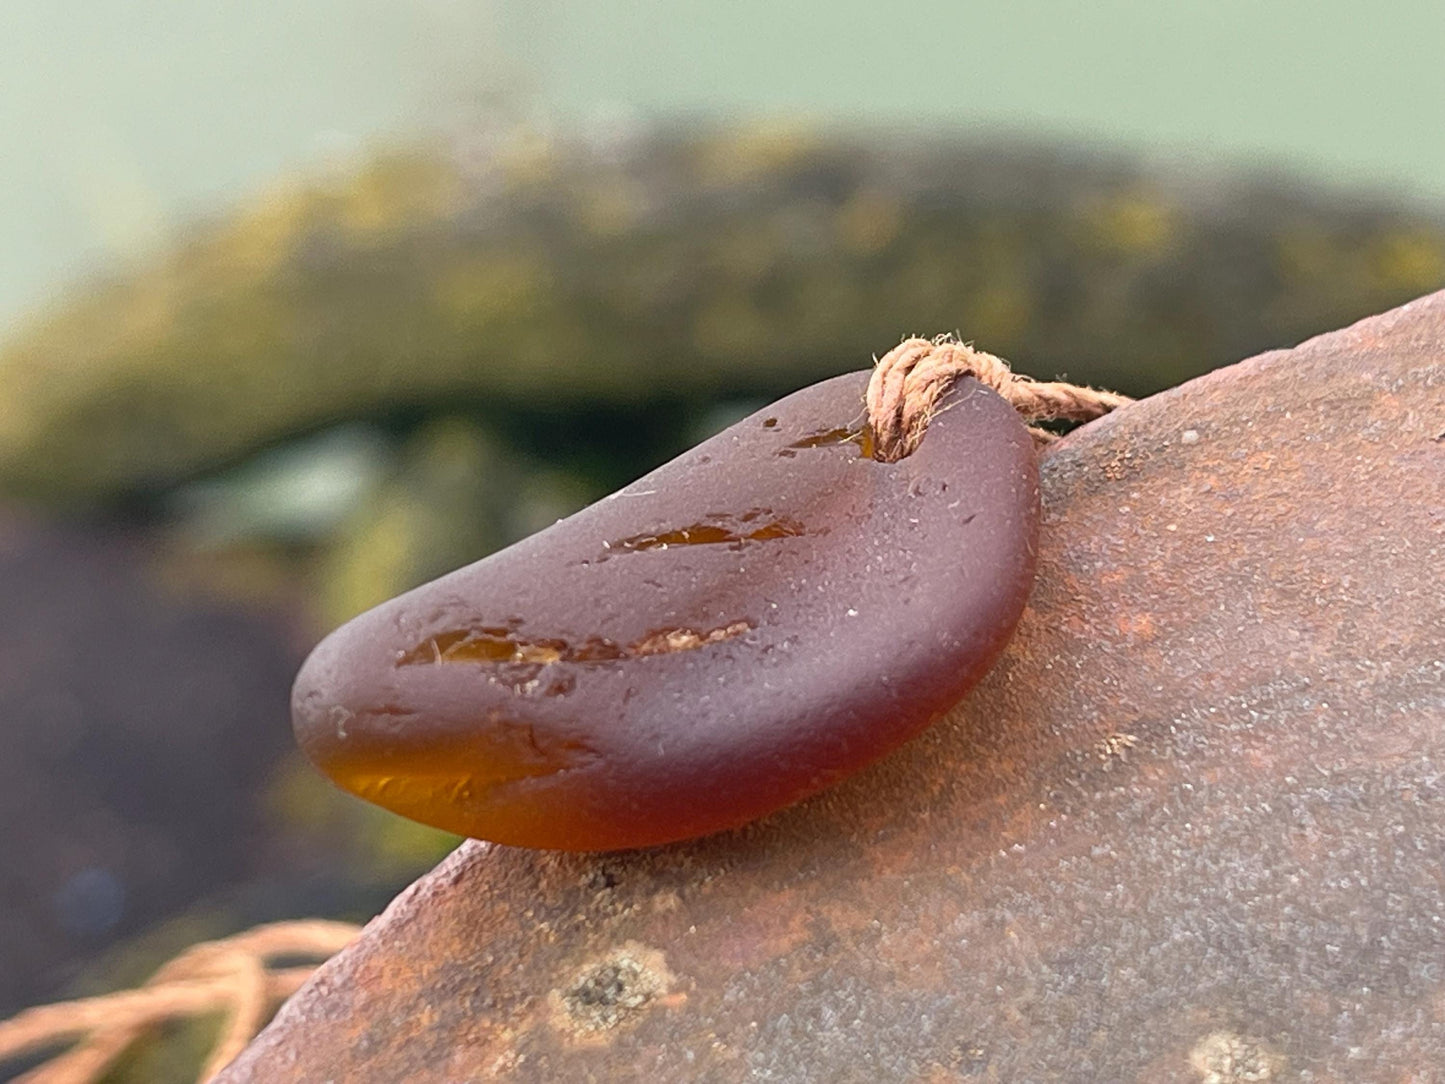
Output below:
[224,293,1445,1083]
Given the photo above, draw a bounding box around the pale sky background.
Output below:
[3,0,1442,329]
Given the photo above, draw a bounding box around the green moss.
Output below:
[1,124,1441,505]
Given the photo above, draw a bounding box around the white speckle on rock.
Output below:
[1189,1031,1284,1082]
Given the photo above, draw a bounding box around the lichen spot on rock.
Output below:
[1189,1032,1285,1083]
[551,942,675,1038]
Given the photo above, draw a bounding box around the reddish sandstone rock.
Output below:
[224,292,1445,1083]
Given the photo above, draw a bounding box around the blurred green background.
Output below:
[1,1,1442,1075]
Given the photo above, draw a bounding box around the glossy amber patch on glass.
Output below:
[292,372,1040,850]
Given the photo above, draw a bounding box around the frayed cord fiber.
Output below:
[866,336,1131,460]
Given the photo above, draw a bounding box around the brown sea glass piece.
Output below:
[292,372,1040,851]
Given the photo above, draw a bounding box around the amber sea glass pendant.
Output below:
[292,371,1040,850]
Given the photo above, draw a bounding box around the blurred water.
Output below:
[3,0,1442,327]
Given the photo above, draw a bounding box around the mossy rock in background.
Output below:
[1,122,1442,505]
